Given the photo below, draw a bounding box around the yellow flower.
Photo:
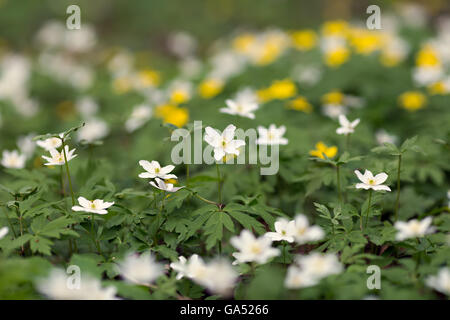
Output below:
[291,30,317,51]
[257,88,273,103]
[325,47,350,67]
[113,76,133,94]
[268,79,297,100]
[321,20,349,37]
[232,33,255,54]
[255,41,282,65]
[198,78,224,99]
[156,104,189,128]
[380,51,402,67]
[416,45,440,67]
[309,142,338,159]
[428,81,448,95]
[398,91,427,111]
[137,69,160,87]
[287,96,313,113]
[349,29,383,55]
[165,178,178,185]
[321,90,344,105]
[170,89,190,105]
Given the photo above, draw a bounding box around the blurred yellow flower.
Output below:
[428,81,448,95]
[380,51,402,67]
[155,103,189,127]
[309,142,338,159]
[137,69,160,87]
[321,20,349,37]
[321,90,344,105]
[268,79,297,100]
[256,41,282,65]
[232,33,255,54]
[287,96,313,113]
[170,89,190,105]
[398,91,427,111]
[325,47,350,67]
[416,46,440,67]
[165,178,178,185]
[291,30,317,51]
[113,76,133,94]
[198,78,224,99]
[349,29,383,55]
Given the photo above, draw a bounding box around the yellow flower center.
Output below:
[250,244,262,255]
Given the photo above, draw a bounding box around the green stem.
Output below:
[14,197,24,254]
[90,213,102,255]
[394,154,402,222]
[216,163,222,204]
[60,166,65,197]
[61,139,75,206]
[336,164,342,204]
[2,208,17,238]
[283,242,287,264]
[364,190,373,229]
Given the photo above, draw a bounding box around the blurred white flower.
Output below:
[0,226,8,240]
[413,66,443,86]
[293,65,322,86]
[394,217,435,241]
[108,51,133,77]
[336,114,360,135]
[204,124,246,161]
[35,20,66,48]
[265,218,296,243]
[76,96,99,118]
[179,57,202,78]
[17,133,36,159]
[125,104,152,132]
[220,98,258,119]
[230,230,280,265]
[354,170,391,191]
[72,196,114,215]
[63,25,97,53]
[167,32,197,58]
[447,190,450,208]
[118,252,164,285]
[139,160,177,180]
[426,267,450,296]
[398,3,428,28]
[170,256,189,280]
[42,146,77,166]
[196,259,238,296]
[150,178,184,193]
[322,104,347,119]
[375,129,397,145]
[285,265,319,289]
[295,253,343,280]
[292,214,324,244]
[36,134,63,151]
[209,50,246,80]
[36,268,117,300]
[256,124,288,145]
[77,119,109,143]
[1,150,26,169]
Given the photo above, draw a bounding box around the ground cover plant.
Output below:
[0,0,449,300]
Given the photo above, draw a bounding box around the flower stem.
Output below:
[14,197,24,254]
[394,154,402,222]
[216,163,222,205]
[90,213,102,255]
[61,139,75,206]
[60,166,65,197]
[364,190,373,230]
[2,208,17,238]
[336,164,342,204]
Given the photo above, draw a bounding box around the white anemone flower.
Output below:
[354,170,391,191]
[0,226,8,240]
[265,218,296,243]
[36,268,117,300]
[72,196,114,215]
[125,104,152,133]
[292,214,324,244]
[170,256,189,280]
[118,252,164,285]
[230,230,280,265]
[220,98,258,119]
[1,150,26,169]
[285,265,319,289]
[196,259,238,296]
[204,124,246,161]
[295,253,343,280]
[42,146,77,166]
[138,160,177,180]
[394,217,435,241]
[336,114,360,135]
[256,124,288,145]
[36,134,63,151]
[150,178,184,193]
[77,119,109,143]
[375,129,397,145]
[17,133,36,159]
[426,267,450,296]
